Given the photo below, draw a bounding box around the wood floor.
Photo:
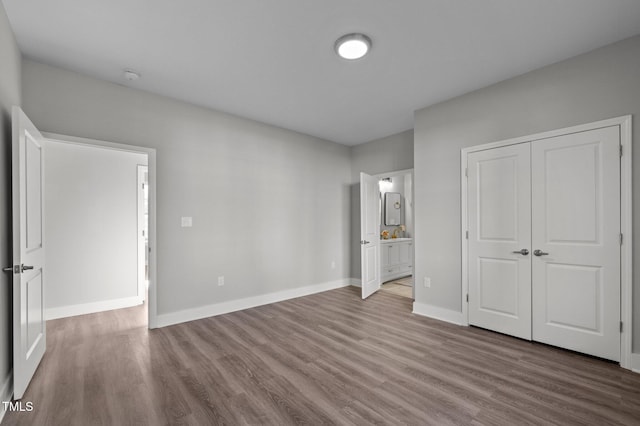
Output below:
[4,286,640,425]
[380,280,413,299]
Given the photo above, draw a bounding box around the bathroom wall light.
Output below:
[379,177,392,191]
[335,33,372,60]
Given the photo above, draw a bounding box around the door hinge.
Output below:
[465,168,468,178]
[465,230,469,239]
[620,233,623,245]
[620,321,623,333]
[620,145,623,158]
[142,183,145,189]
[466,293,469,303]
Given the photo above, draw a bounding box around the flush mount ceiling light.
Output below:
[335,33,372,60]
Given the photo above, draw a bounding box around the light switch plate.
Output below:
[181,217,193,227]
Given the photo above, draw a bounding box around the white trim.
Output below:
[413,302,465,326]
[373,168,414,180]
[460,115,634,370]
[460,148,469,326]
[136,165,148,303]
[156,279,352,328]
[350,278,362,287]
[620,117,633,370]
[0,369,12,423]
[42,132,158,329]
[461,115,631,154]
[45,296,144,320]
[631,353,640,374]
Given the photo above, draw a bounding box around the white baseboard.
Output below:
[350,278,361,287]
[156,279,352,328]
[412,302,465,326]
[45,296,144,320]
[632,353,640,374]
[0,369,12,423]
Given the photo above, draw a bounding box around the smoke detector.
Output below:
[123,69,140,81]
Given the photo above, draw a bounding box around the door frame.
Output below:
[137,164,148,302]
[460,115,632,370]
[42,132,159,329]
[373,168,415,298]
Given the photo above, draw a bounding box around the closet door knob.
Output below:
[512,249,529,255]
[533,249,549,256]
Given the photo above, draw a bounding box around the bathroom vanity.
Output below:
[380,238,412,283]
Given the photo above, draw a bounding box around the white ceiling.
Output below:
[4,0,640,145]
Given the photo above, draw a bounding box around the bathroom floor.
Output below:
[380,276,413,299]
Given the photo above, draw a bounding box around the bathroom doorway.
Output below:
[376,169,414,300]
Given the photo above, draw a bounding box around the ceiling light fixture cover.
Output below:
[335,33,371,60]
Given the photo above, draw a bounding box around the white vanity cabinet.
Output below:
[380,238,412,282]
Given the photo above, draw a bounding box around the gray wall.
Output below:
[0,3,21,396]
[22,59,352,317]
[350,130,414,183]
[414,35,640,351]
[43,140,147,314]
[349,130,414,279]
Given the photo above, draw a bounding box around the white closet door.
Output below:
[531,126,620,361]
[468,144,532,340]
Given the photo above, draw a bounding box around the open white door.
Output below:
[11,107,46,399]
[360,172,381,299]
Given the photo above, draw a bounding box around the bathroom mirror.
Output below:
[384,192,402,225]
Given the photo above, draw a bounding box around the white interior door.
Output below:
[360,172,381,299]
[11,106,47,399]
[531,126,621,361]
[468,144,532,340]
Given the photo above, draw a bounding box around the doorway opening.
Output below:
[359,168,414,302]
[377,170,414,300]
[43,133,157,329]
[10,108,158,401]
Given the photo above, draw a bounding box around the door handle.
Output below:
[512,249,529,255]
[3,266,20,274]
[533,249,549,256]
[21,264,34,272]
[360,240,370,245]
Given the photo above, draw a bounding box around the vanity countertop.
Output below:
[380,237,412,243]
